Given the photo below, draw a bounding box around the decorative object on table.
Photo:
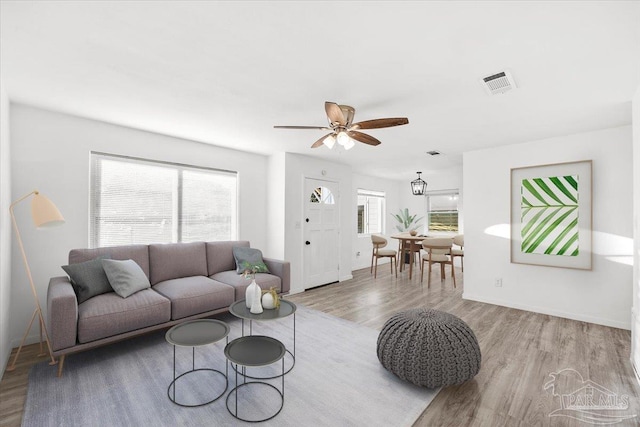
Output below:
[243,261,266,309]
[261,287,280,309]
[510,160,592,270]
[410,171,427,195]
[6,190,64,371]
[409,230,418,236]
[391,208,423,233]
[377,308,481,388]
[245,277,259,308]
[274,101,409,150]
[250,283,264,314]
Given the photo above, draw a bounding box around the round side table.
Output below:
[229,299,296,378]
[165,319,230,407]
[225,335,286,423]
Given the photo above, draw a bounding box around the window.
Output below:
[357,189,385,235]
[427,191,459,232]
[90,153,237,247]
[310,186,335,204]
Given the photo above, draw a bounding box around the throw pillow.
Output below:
[101,259,151,298]
[233,247,270,275]
[61,256,112,304]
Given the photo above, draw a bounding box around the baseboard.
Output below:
[632,358,640,388]
[462,292,631,330]
[340,274,353,282]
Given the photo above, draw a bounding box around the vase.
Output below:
[245,279,258,308]
[250,283,263,314]
[262,292,275,309]
[409,230,418,236]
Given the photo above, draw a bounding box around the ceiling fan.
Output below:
[274,101,409,150]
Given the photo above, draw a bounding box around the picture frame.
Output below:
[510,160,592,270]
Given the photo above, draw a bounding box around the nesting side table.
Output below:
[165,319,230,407]
[228,299,296,379]
[225,335,286,422]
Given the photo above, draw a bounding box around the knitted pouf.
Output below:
[377,308,481,388]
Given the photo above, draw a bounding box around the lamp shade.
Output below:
[323,134,336,149]
[410,172,427,196]
[31,193,65,228]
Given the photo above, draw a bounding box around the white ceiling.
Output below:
[1,1,639,181]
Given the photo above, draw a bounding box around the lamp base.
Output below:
[5,307,57,373]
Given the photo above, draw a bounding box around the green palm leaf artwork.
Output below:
[520,175,579,256]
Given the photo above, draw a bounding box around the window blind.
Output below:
[90,153,237,247]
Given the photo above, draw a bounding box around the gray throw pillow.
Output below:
[233,247,270,274]
[62,256,112,304]
[101,259,151,298]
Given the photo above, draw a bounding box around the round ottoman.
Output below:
[377,308,481,388]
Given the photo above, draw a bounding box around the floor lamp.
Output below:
[6,190,64,371]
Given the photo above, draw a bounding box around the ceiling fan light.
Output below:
[337,131,349,146]
[343,138,356,150]
[323,135,336,149]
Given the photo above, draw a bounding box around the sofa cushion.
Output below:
[152,276,234,320]
[206,241,249,275]
[102,259,151,298]
[149,242,207,285]
[62,256,112,304]
[232,247,270,274]
[211,271,281,300]
[69,244,151,279]
[77,289,171,344]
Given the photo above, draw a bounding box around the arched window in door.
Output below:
[310,187,335,204]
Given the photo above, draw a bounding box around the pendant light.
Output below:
[411,172,427,195]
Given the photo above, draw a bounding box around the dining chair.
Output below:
[398,238,422,270]
[420,238,456,287]
[371,235,398,278]
[451,234,464,272]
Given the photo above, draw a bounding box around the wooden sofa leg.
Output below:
[57,355,65,378]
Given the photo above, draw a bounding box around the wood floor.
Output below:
[1,263,639,426]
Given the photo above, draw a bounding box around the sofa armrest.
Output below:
[47,276,78,352]
[263,257,290,294]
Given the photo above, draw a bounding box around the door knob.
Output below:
[305,241,311,245]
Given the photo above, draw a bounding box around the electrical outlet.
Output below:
[494,278,503,287]
[356,251,361,257]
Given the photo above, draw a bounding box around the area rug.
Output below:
[23,305,438,426]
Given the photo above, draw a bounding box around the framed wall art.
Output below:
[510,160,592,270]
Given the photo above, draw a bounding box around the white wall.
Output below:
[632,87,640,374]
[266,153,286,259]
[9,104,269,347]
[352,174,403,271]
[0,85,12,374]
[283,153,352,293]
[464,126,633,329]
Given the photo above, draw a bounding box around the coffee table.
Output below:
[229,299,296,378]
[225,335,286,422]
[165,319,229,407]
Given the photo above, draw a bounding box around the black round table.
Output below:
[225,335,286,423]
[165,319,229,407]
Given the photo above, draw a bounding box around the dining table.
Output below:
[390,233,428,279]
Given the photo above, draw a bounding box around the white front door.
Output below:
[303,178,340,289]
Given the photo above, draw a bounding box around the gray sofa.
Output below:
[47,240,290,376]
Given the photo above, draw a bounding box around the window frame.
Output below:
[426,190,460,234]
[357,189,386,236]
[90,151,238,247]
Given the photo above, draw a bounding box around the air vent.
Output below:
[481,70,517,95]
[426,150,441,156]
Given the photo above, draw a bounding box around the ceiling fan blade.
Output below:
[325,102,346,126]
[348,131,381,146]
[350,117,409,130]
[274,125,332,130]
[311,133,334,148]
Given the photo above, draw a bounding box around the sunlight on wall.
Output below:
[483,223,634,266]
